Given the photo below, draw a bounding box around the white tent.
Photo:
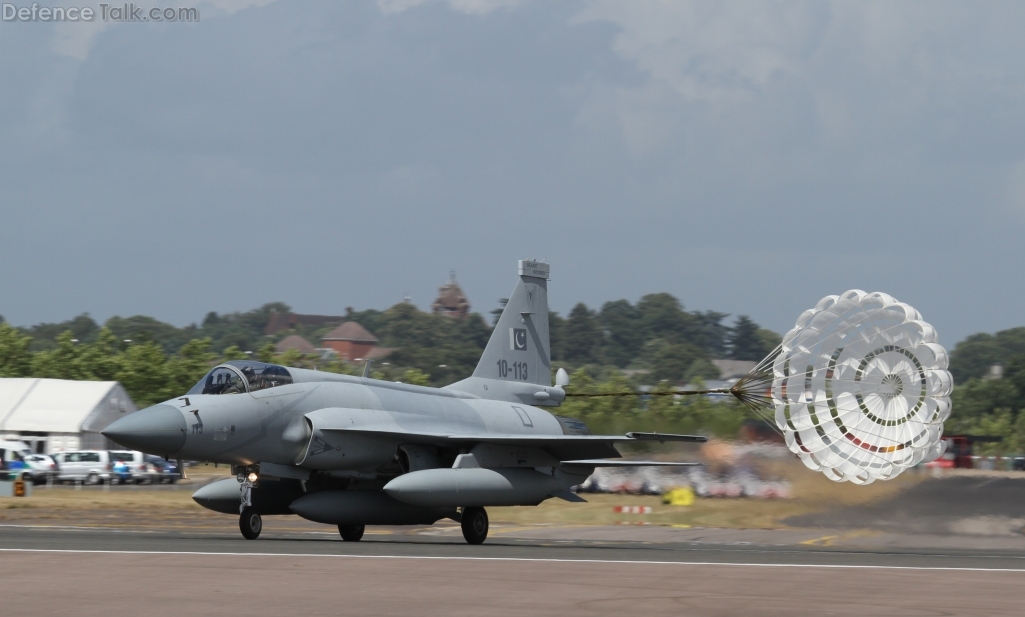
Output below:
[0,378,138,453]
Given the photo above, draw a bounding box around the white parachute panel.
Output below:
[772,290,952,484]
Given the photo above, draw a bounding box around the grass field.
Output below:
[0,460,926,530]
[489,461,922,528]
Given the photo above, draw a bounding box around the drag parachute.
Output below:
[765,290,953,484]
[562,289,953,485]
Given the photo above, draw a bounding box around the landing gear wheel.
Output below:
[338,524,365,542]
[239,508,262,540]
[460,507,488,545]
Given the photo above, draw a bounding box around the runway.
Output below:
[1,523,1023,616]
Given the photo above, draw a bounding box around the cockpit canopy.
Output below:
[187,361,293,396]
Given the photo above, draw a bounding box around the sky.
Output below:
[2,0,1024,346]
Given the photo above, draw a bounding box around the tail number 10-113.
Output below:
[497,360,528,381]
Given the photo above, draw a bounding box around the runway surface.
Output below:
[1,522,1024,616]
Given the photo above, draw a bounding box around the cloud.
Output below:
[572,1,1025,152]
[50,19,110,59]
[5,0,1025,344]
[561,0,1025,199]
[1006,160,1025,216]
[201,0,280,15]
[575,0,828,102]
[376,0,522,15]
[49,0,282,59]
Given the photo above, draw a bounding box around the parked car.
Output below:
[22,454,59,484]
[109,450,159,484]
[53,450,117,485]
[145,455,179,484]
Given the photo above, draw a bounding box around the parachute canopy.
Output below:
[770,290,952,485]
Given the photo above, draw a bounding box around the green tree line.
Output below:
[10,303,292,355]
[6,301,1025,450]
[937,327,1025,456]
[0,325,218,407]
[6,293,781,388]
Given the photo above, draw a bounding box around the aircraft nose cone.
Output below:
[101,404,187,456]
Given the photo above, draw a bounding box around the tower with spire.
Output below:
[431,271,471,319]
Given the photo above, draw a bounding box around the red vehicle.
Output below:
[927,435,1003,469]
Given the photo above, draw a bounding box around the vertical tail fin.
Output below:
[474,260,551,386]
[447,261,558,403]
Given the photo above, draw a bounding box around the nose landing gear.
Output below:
[460,507,488,545]
[236,466,260,540]
[240,507,262,540]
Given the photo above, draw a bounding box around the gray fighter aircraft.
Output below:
[102,261,702,544]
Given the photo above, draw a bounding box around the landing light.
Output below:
[247,472,258,483]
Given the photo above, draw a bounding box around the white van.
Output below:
[0,440,33,481]
[53,451,115,485]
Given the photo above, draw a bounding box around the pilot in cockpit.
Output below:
[189,362,293,396]
[239,365,257,387]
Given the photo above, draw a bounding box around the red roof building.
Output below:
[264,312,347,336]
[274,335,316,355]
[321,322,387,362]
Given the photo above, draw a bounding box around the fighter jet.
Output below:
[102,261,702,544]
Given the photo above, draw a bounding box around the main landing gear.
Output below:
[338,524,365,542]
[460,507,488,545]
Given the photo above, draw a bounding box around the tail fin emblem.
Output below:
[510,328,527,351]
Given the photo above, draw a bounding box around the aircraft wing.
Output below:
[319,428,705,461]
[560,460,702,467]
[446,433,704,444]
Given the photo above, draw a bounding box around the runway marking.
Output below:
[0,523,337,535]
[1,548,1024,573]
[0,523,151,532]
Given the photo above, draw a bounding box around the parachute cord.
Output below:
[565,388,732,398]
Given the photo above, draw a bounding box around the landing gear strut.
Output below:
[236,467,260,540]
[338,524,365,542]
[460,507,488,545]
[240,507,262,540]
